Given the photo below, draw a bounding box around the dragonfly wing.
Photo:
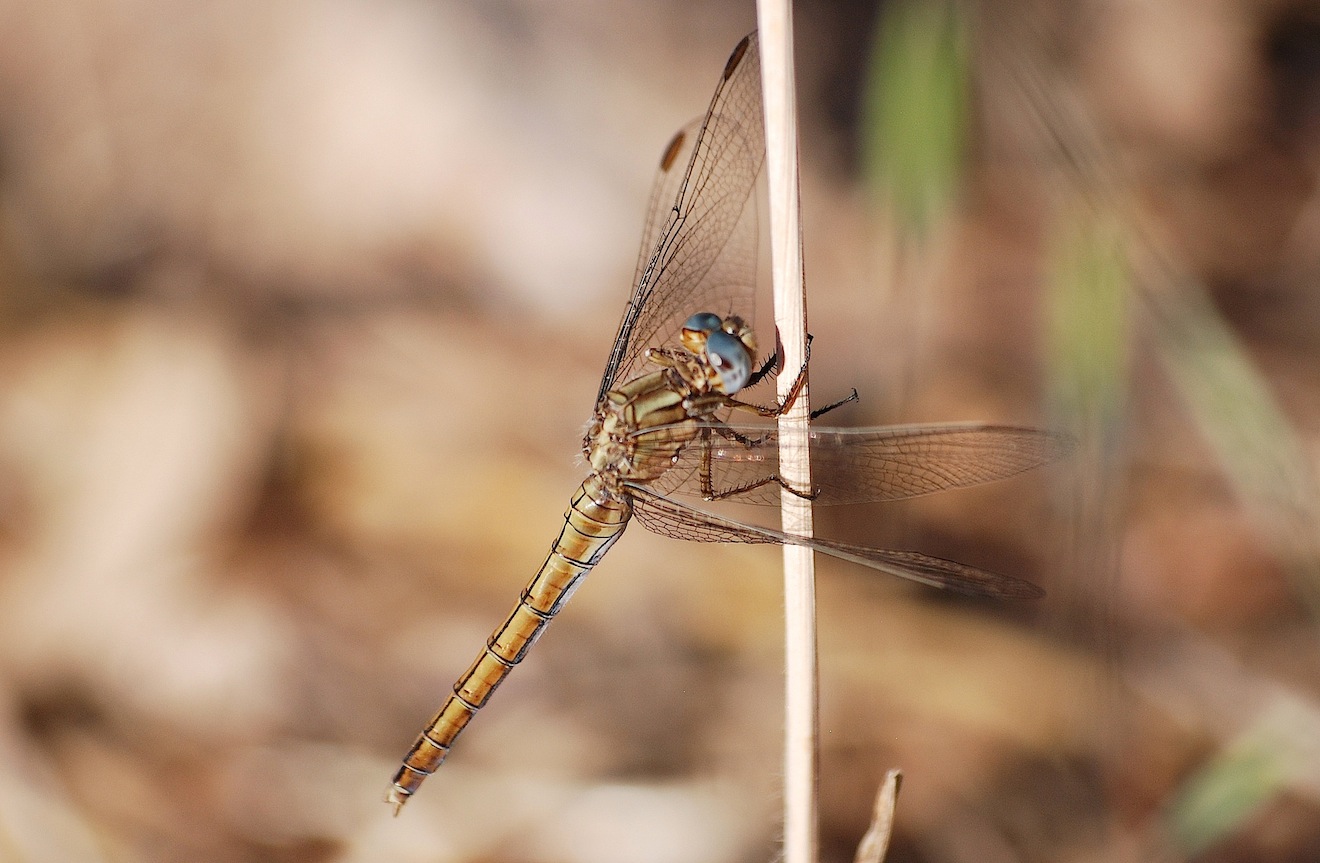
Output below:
[627,485,1043,599]
[648,422,1072,505]
[595,32,766,406]
[631,116,702,297]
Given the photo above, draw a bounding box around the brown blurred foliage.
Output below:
[0,1,1319,862]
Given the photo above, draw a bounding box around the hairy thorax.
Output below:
[584,313,757,498]
[585,365,711,492]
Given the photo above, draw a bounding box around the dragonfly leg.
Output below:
[645,347,683,368]
[710,421,773,447]
[696,422,817,501]
[810,388,859,420]
[700,469,817,501]
[744,354,777,388]
[723,337,811,416]
[746,331,817,390]
[744,335,800,388]
[725,383,857,419]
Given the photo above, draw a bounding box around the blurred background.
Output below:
[1,0,1319,861]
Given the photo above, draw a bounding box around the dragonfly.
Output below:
[387,31,1066,812]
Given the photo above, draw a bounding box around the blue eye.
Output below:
[706,330,752,393]
[682,312,723,334]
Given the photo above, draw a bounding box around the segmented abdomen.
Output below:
[387,475,630,811]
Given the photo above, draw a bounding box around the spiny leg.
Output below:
[727,330,857,418]
[702,465,819,502]
[695,334,858,500]
[810,388,858,420]
[726,370,858,422]
[697,419,817,501]
[710,421,772,447]
[744,339,790,389]
[724,335,812,416]
[695,391,858,502]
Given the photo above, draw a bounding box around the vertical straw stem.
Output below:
[754,3,819,863]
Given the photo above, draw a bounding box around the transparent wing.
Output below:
[626,485,1043,599]
[630,116,701,297]
[595,32,766,406]
[643,422,1072,505]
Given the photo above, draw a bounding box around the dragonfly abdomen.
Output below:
[388,476,631,812]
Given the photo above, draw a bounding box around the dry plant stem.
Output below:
[854,770,903,863]
[755,3,819,863]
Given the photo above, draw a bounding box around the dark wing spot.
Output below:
[724,34,751,81]
[659,130,687,172]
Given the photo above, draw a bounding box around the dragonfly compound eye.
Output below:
[681,312,724,354]
[682,312,723,333]
[706,329,752,393]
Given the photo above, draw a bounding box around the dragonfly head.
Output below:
[680,312,756,395]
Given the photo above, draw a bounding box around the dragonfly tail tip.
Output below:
[386,786,411,816]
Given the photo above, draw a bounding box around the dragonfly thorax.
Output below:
[585,369,700,484]
[584,312,755,489]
